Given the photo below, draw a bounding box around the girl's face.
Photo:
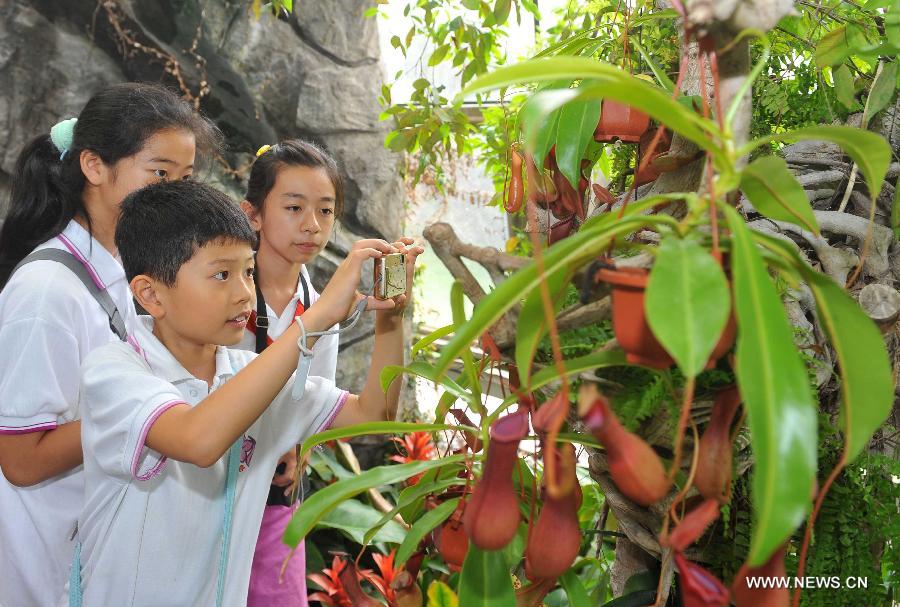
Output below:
[91,128,197,209]
[247,165,337,266]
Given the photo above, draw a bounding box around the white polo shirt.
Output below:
[235,265,338,378]
[75,316,347,606]
[0,220,139,607]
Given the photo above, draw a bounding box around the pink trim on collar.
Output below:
[0,422,58,435]
[132,399,184,481]
[56,233,106,290]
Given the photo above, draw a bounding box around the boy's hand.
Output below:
[377,236,425,317]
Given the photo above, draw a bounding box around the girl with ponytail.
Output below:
[0,82,220,606]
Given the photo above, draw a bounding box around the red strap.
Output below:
[247,300,306,346]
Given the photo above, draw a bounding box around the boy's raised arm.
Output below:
[145,241,398,467]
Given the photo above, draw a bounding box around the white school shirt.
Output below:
[75,316,348,606]
[0,220,139,607]
[235,265,338,378]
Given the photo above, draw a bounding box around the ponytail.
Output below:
[0,82,222,287]
[0,134,84,286]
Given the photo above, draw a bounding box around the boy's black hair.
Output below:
[116,180,256,285]
[245,139,344,218]
[0,82,222,286]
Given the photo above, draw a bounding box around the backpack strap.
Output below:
[12,249,128,342]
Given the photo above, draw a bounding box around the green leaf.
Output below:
[630,40,675,92]
[463,57,722,155]
[515,264,571,386]
[560,569,592,606]
[756,239,895,464]
[427,581,459,607]
[413,324,456,357]
[887,0,900,47]
[372,478,466,544]
[430,44,451,66]
[815,25,866,68]
[381,362,471,402]
[868,62,898,119]
[740,156,820,234]
[555,98,602,187]
[723,206,817,566]
[524,102,561,166]
[493,0,511,24]
[364,477,465,546]
[317,499,407,544]
[833,64,857,109]
[491,350,629,418]
[434,198,678,379]
[396,498,460,566]
[283,456,465,548]
[299,421,468,460]
[534,27,602,58]
[745,125,891,201]
[806,275,893,462]
[457,545,516,606]
[451,281,483,409]
[645,235,730,377]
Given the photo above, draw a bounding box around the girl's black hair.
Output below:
[244,139,344,218]
[0,82,222,286]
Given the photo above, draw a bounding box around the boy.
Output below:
[71,180,421,605]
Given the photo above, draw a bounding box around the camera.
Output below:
[373,253,407,300]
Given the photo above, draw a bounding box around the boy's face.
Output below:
[248,165,337,266]
[153,239,256,346]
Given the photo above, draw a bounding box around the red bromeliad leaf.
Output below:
[337,558,381,607]
[364,549,400,603]
[390,432,437,484]
[308,556,354,607]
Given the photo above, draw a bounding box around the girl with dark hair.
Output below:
[238,140,382,607]
[0,82,220,606]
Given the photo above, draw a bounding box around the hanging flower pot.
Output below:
[594,100,650,143]
[594,264,736,369]
[634,128,672,186]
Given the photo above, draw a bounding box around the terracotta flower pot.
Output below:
[594,265,736,370]
[594,100,651,143]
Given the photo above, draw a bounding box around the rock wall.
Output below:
[0,0,405,392]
